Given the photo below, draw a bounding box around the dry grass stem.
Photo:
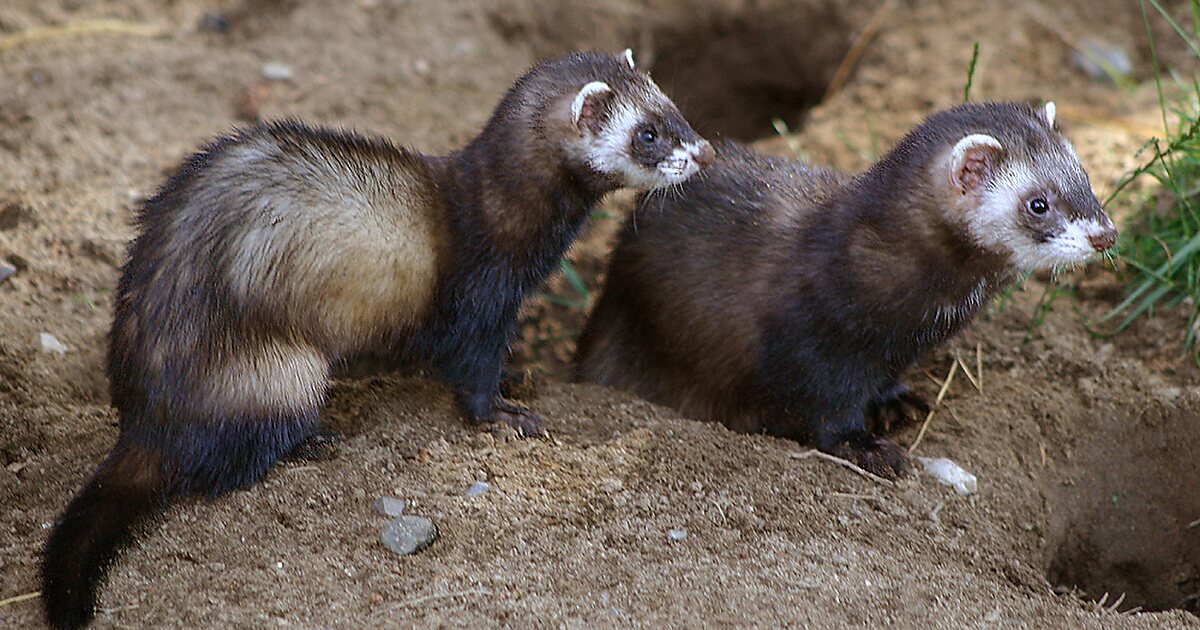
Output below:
[908,360,959,454]
[822,0,896,102]
[0,20,164,52]
[0,592,40,608]
[791,449,896,486]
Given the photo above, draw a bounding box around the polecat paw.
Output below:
[480,399,549,438]
[830,434,909,479]
[866,384,930,434]
[283,430,342,463]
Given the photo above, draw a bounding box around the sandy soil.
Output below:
[1,0,1198,627]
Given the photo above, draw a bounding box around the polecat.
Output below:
[575,101,1116,478]
[42,50,713,629]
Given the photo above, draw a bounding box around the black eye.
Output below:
[1028,198,1049,215]
[637,128,657,144]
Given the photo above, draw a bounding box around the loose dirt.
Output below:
[2,0,1197,627]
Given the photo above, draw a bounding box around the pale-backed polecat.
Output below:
[42,50,713,629]
[575,101,1116,478]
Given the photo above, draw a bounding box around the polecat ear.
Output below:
[623,48,635,69]
[949,133,1004,195]
[572,81,614,134]
[1043,101,1056,128]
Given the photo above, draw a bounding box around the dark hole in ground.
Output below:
[1044,398,1200,615]
[646,1,856,141]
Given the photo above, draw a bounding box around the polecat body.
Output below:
[576,101,1116,477]
[43,50,712,629]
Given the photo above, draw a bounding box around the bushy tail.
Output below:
[41,444,168,629]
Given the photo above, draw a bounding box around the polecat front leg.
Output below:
[812,410,909,479]
[866,382,929,435]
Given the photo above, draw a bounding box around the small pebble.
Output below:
[198,12,228,33]
[1071,39,1132,82]
[465,481,490,497]
[917,456,978,495]
[380,515,437,556]
[667,528,688,542]
[38,333,68,354]
[372,496,406,517]
[0,261,14,283]
[261,62,294,82]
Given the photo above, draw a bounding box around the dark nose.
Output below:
[693,141,716,168]
[1088,228,1118,252]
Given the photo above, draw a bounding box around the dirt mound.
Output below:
[1,0,1197,627]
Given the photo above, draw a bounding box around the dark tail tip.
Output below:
[41,445,166,629]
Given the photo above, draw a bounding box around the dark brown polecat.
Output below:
[42,50,713,629]
[576,101,1116,477]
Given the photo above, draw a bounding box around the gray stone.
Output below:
[667,528,688,542]
[0,261,14,283]
[372,496,406,517]
[380,515,437,556]
[261,62,293,81]
[465,481,489,497]
[38,333,68,354]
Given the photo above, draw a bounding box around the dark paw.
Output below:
[283,430,342,463]
[866,383,930,434]
[477,398,549,438]
[830,434,909,479]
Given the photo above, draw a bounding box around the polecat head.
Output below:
[928,101,1118,272]
[531,50,714,190]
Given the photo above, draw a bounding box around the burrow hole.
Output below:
[647,1,856,141]
[1045,400,1200,615]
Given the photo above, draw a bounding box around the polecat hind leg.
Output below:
[281,430,342,463]
[866,382,930,435]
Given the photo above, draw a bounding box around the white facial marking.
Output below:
[1044,101,1056,128]
[656,144,703,183]
[964,159,1110,272]
[1043,217,1107,264]
[571,81,612,127]
[623,48,635,69]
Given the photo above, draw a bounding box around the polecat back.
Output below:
[576,101,1116,477]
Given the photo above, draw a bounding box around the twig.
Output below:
[923,370,945,388]
[955,352,981,393]
[1186,517,1200,529]
[0,20,164,52]
[821,0,896,102]
[791,449,896,486]
[908,360,959,454]
[976,343,983,393]
[384,588,492,611]
[827,492,880,501]
[0,591,40,608]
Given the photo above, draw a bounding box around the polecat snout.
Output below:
[42,50,712,629]
[576,101,1115,478]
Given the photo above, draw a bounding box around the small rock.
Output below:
[38,333,68,354]
[917,456,978,495]
[198,12,228,33]
[261,62,294,82]
[1071,39,1132,83]
[667,528,688,542]
[413,59,431,76]
[380,515,437,556]
[465,481,490,497]
[0,261,15,283]
[372,496,406,517]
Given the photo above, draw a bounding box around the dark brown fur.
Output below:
[576,102,1116,477]
[42,51,710,629]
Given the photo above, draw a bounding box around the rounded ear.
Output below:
[623,48,635,69]
[1043,101,1056,128]
[571,81,614,134]
[948,133,1004,195]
